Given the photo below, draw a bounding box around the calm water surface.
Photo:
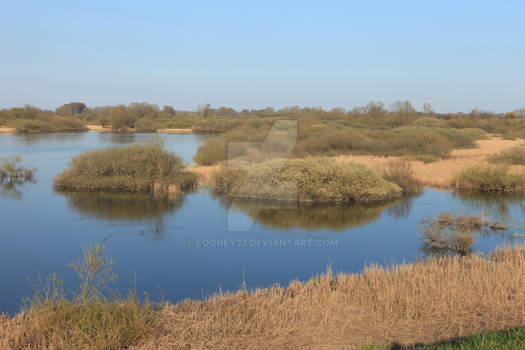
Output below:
[0,132,523,313]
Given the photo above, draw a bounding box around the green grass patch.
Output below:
[361,326,525,349]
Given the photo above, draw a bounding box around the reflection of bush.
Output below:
[217,196,407,231]
[452,191,525,222]
[58,190,185,222]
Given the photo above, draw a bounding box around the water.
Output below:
[0,132,523,313]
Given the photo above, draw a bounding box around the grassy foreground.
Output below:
[1,245,523,350]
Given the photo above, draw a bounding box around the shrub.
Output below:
[420,212,506,256]
[381,159,421,190]
[54,138,198,193]
[453,165,525,192]
[13,243,160,350]
[135,117,161,133]
[489,147,525,165]
[0,154,36,183]
[9,116,87,133]
[213,157,402,203]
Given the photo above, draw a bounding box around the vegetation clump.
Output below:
[4,243,160,350]
[213,157,402,203]
[489,146,525,165]
[453,165,525,192]
[53,138,197,194]
[2,245,523,349]
[381,159,421,191]
[0,154,35,184]
[420,212,506,255]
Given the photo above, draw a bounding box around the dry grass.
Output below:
[0,127,16,133]
[189,164,221,186]
[157,128,193,134]
[140,245,525,349]
[4,246,523,349]
[335,136,525,188]
[85,124,112,132]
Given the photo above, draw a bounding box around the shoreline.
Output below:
[0,124,194,134]
[2,245,523,349]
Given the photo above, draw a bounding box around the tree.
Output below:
[56,102,86,115]
[423,102,433,115]
[109,105,135,130]
[199,103,211,118]
[390,100,416,116]
[162,105,176,116]
[365,101,386,117]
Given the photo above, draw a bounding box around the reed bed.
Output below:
[2,245,523,349]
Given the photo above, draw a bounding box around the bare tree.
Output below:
[423,102,433,115]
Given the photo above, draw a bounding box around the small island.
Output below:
[53,139,197,195]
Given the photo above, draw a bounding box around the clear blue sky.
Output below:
[1,1,524,112]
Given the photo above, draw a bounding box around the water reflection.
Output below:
[216,195,419,231]
[452,191,525,223]
[56,190,187,239]
[0,180,35,200]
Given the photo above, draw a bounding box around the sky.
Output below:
[1,1,524,113]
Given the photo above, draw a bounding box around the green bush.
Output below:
[135,117,161,133]
[54,138,197,193]
[453,165,525,192]
[9,116,87,133]
[213,157,402,203]
[489,146,525,165]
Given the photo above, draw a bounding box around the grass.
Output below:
[3,245,523,349]
[361,327,525,349]
[53,137,198,194]
[453,165,525,192]
[1,243,160,350]
[213,157,402,203]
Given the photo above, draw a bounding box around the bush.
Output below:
[453,165,525,192]
[420,212,506,256]
[54,138,198,193]
[0,154,36,183]
[9,116,87,133]
[381,159,421,190]
[213,157,402,203]
[13,243,160,350]
[489,147,525,165]
[135,118,161,133]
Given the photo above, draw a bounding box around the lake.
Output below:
[0,132,523,314]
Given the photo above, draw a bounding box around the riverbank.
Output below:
[1,245,523,349]
[0,127,16,133]
[85,124,194,134]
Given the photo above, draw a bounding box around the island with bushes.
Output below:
[53,139,197,195]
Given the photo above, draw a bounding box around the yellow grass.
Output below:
[85,124,112,132]
[157,128,193,134]
[2,245,523,349]
[335,136,525,188]
[189,164,221,186]
[0,127,16,133]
